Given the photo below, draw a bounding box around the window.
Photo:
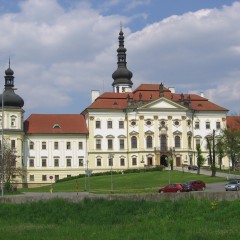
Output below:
[174,120,180,126]
[54,142,59,150]
[108,139,113,149]
[120,158,125,166]
[11,116,16,127]
[42,142,47,150]
[55,175,59,181]
[196,139,200,148]
[132,157,137,166]
[131,121,136,126]
[96,121,101,129]
[107,121,113,129]
[67,175,71,178]
[79,142,83,149]
[30,175,34,181]
[29,159,34,167]
[119,121,124,129]
[96,139,101,150]
[79,159,84,166]
[109,158,113,166]
[146,136,152,148]
[66,142,71,150]
[187,120,191,126]
[175,136,181,148]
[30,141,34,150]
[216,122,221,129]
[195,121,200,129]
[42,159,47,167]
[42,175,47,181]
[119,139,124,149]
[160,121,165,126]
[97,158,101,166]
[54,159,59,167]
[188,136,192,149]
[160,135,167,151]
[11,140,16,150]
[206,122,210,129]
[146,120,152,126]
[67,159,71,167]
[131,136,137,148]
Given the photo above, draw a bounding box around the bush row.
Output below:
[56,166,164,183]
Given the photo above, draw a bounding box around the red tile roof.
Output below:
[226,116,240,131]
[25,114,88,134]
[85,84,228,112]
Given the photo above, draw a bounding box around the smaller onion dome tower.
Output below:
[112,28,133,93]
[0,61,24,108]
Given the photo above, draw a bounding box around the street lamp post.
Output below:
[1,90,4,197]
[108,153,114,193]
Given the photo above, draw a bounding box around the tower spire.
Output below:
[112,28,133,93]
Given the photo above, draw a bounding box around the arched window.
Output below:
[188,136,192,149]
[146,136,152,148]
[160,135,167,151]
[175,136,181,148]
[131,136,137,149]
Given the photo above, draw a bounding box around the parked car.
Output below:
[183,180,206,191]
[159,183,186,193]
[188,165,198,171]
[225,180,240,191]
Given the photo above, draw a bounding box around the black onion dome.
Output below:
[5,67,14,76]
[0,63,24,108]
[0,89,24,108]
[112,67,133,83]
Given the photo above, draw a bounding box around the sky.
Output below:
[0,0,240,118]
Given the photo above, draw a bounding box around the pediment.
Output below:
[140,97,187,110]
[129,131,139,135]
[145,130,154,135]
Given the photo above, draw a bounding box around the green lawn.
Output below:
[20,170,226,194]
[0,198,240,240]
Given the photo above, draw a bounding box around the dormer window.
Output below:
[53,124,61,129]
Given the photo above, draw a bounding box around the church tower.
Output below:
[112,28,133,93]
[0,61,25,186]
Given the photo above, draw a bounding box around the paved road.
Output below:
[175,167,240,192]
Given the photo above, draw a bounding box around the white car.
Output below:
[225,180,240,191]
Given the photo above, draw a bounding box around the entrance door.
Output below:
[147,157,153,166]
[160,155,168,167]
[176,157,181,167]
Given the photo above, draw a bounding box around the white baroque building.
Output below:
[1,30,235,187]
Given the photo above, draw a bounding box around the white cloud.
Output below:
[0,0,239,116]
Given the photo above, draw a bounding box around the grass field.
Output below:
[0,198,240,240]
[20,170,226,194]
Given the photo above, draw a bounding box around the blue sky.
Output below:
[0,0,239,117]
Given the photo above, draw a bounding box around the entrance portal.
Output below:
[160,155,168,167]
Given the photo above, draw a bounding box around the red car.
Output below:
[159,183,185,193]
[183,180,206,191]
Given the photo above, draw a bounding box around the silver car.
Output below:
[225,180,240,191]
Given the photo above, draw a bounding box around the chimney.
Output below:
[91,90,100,103]
[200,92,204,97]
[169,87,175,93]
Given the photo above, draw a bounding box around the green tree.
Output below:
[221,128,240,170]
[0,142,24,192]
[196,144,205,175]
[215,138,225,170]
[206,130,217,177]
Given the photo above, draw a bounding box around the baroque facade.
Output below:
[1,30,233,187]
